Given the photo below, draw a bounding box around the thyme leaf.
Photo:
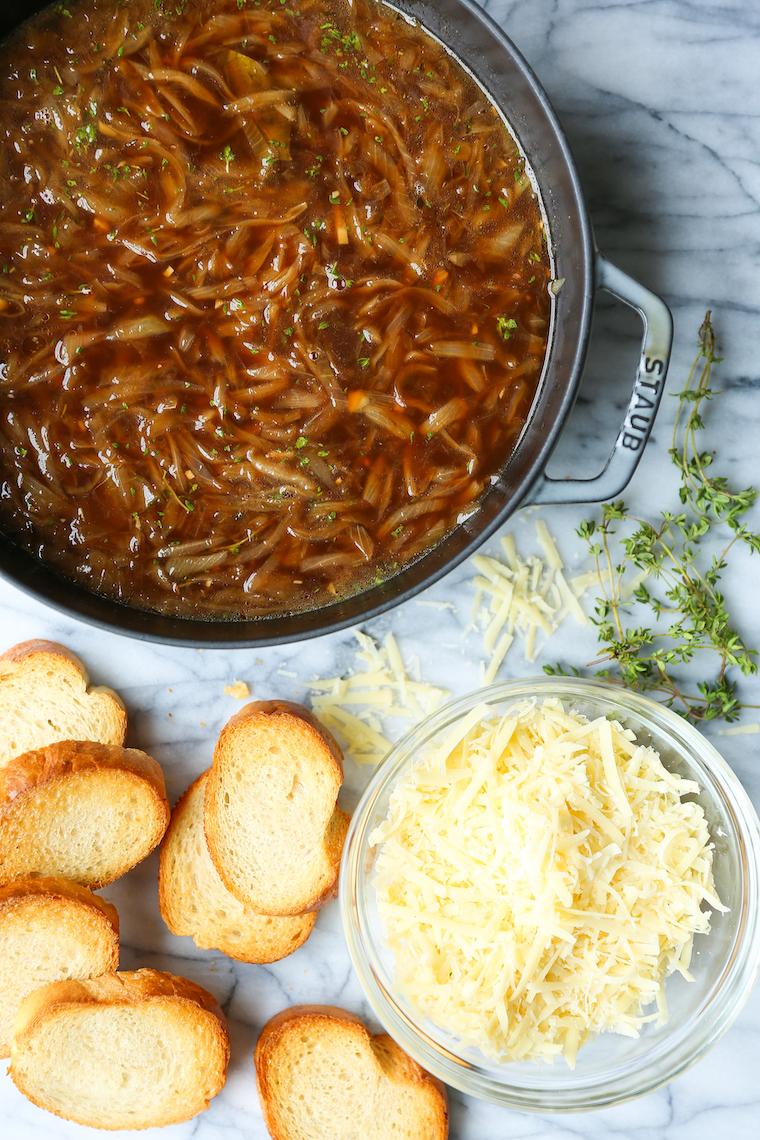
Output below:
[547,313,759,724]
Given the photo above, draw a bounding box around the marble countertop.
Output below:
[2,0,760,1136]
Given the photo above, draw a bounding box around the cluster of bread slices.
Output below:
[0,640,228,1129]
[159,698,351,963]
[0,639,448,1138]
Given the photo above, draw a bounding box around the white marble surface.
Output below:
[2,0,760,1136]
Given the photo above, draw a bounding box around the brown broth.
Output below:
[0,0,553,619]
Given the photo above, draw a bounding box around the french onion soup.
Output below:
[0,0,552,618]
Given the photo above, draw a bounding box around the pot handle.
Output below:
[528,253,673,506]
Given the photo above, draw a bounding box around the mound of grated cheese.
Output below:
[370,698,725,1068]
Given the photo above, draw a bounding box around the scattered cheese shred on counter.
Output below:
[371,699,725,1067]
[307,631,450,765]
[469,520,612,680]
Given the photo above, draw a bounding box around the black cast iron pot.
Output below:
[0,0,673,646]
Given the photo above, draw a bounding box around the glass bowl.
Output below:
[340,677,760,1111]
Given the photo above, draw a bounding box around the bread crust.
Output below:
[205,701,349,915]
[0,738,165,807]
[220,700,345,772]
[10,969,230,1129]
[14,968,228,1035]
[0,641,127,768]
[0,875,119,932]
[0,740,169,888]
[256,1003,367,1056]
[159,771,317,962]
[0,638,88,670]
[255,1005,449,1140]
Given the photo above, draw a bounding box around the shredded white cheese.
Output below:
[307,631,450,765]
[371,699,724,1067]
[469,520,611,679]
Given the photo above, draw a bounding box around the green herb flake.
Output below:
[496,316,517,340]
[551,313,760,725]
[75,122,97,151]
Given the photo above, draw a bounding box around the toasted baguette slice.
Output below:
[160,771,316,963]
[0,876,119,1057]
[205,701,350,915]
[0,640,126,769]
[255,1006,449,1140]
[10,968,229,1130]
[0,740,169,889]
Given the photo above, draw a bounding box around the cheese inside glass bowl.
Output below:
[340,678,760,1111]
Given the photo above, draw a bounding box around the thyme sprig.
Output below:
[545,313,760,723]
